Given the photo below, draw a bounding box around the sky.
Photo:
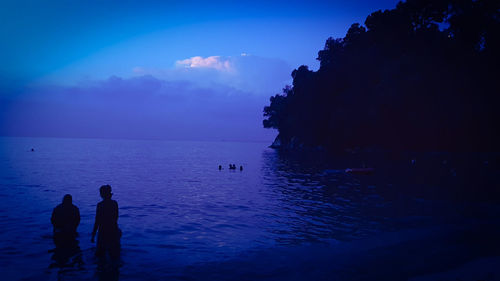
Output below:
[0,0,399,142]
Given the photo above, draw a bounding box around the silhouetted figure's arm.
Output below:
[74,206,80,232]
[50,207,57,231]
[113,201,119,222]
[91,204,101,243]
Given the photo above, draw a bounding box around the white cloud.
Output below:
[136,54,292,96]
[175,56,233,72]
[132,66,146,74]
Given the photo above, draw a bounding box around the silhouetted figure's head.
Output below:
[31,148,34,151]
[100,185,113,200]
[62,194,72,205]
[219,165,222,170]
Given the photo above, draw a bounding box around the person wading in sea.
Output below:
[91,185,121,258]
[51,194,80,241]
[50,194,82,268]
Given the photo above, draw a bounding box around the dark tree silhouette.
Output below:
[264,0,499,152]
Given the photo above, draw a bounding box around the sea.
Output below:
[0,137,499,281]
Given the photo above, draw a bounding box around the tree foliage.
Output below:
[263,0,500,151]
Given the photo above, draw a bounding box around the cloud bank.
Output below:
[1,55,292,142]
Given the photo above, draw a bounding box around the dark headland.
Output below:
[263,0,499,153]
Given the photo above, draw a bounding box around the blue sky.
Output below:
[1,0,399,85]
[0,0,399,141]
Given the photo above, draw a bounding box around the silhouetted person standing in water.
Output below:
[51,194,80,239]
[91,185,121,258]
[50,194,82,268]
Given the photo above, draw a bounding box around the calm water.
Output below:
[0,137,499,280]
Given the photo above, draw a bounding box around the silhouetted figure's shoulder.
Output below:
[97,199,118,212]
[51,201,80,235]
[97,199,118,207]
[96,199,119,224]
[53,202,79,213]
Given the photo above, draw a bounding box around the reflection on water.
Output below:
[49,233,120,281]
[95,258,120,281]
[0,137,498,280]
[49,235,83,269]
